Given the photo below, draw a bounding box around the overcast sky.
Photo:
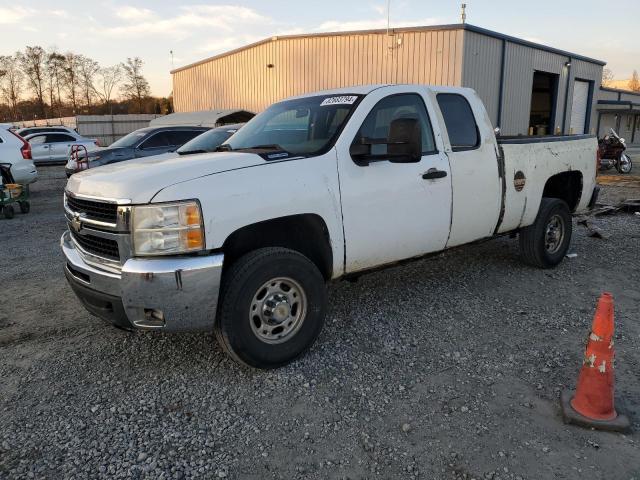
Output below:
[1,0,638,96]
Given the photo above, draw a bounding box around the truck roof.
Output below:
[288,84,477,100]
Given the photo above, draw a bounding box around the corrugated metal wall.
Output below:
[172,29,464,113]
[75,114,163,146]
[173,27,603,137]
[463,32,602,135]
[461,31,503,127]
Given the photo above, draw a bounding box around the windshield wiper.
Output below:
[246,144,285,151]
[177,149,207,155]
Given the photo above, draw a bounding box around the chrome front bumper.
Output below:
[61,230,224,331]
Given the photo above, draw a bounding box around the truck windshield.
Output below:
[224,94,362,157]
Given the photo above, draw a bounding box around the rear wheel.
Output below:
[19,201,30,214]
[215,247,327,369]
[519,198,572,268]
[3,205,14,219]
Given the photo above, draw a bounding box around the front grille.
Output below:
[66,195,118,223]
[71,230,120,260]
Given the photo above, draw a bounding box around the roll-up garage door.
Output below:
[570,80,590,134]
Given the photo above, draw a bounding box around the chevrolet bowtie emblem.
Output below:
[70,213,84,233]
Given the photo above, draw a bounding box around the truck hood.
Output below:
[66,151,267,203]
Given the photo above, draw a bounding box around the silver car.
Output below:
[23,131,99,165]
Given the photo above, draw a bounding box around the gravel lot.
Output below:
[1,167,639,480]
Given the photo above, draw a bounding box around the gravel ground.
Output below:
[1,167,639,480]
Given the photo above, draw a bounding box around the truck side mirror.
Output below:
[387,118,422,163]
[349,118,422,165]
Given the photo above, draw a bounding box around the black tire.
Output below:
[3,205,14,219]
[519,198,572,268]
[616,154,632,174]
[19,201,30,214]
[215,247,327,369]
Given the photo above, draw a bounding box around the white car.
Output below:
[16,125,78,138]
[24,131,100,165]
[63,84,598,368]
[0,123,37,184]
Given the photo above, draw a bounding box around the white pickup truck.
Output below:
[62,84,598,368]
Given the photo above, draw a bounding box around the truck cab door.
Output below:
[434,92,502,247]
[336,89,453,273]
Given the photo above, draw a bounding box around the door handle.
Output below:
[422,168,447,180]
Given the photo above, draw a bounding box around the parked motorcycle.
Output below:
[598,129,633,174]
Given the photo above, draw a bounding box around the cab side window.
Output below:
[353,94,437,158]
[28,135,46,145]
[436,93,480,151]
[45,133,75,143]
[140,132,170,149]
[167,130,203,146]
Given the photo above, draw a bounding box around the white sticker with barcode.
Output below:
[320,96,358,106]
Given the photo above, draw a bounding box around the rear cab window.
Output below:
[436,93,480,151]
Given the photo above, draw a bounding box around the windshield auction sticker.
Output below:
[320,96,358,106]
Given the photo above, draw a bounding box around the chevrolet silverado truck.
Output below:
[62,84,598,368]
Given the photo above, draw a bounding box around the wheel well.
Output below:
[222,214,334,280]
[542,171,583,211]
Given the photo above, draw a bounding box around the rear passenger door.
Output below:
[435,92,502,247]
[47,133,78,161]
[27,134,51,163]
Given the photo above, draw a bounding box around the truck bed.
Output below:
[495,135,598,234]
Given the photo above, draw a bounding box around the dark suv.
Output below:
[65,126,208,177]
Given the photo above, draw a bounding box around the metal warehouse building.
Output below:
[172,23,604,136]
[597,87,640,146]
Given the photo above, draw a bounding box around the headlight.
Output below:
[132,201,205,256]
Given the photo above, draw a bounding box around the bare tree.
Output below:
[46,50,66,117]
[601,68,615,87]
[120,57,150,113]
[629,70,640,92]
[77,55,100,109]
[62,52,82,112]
[95,65,122,110]
[17,46,47,118]
[0,54,24,119]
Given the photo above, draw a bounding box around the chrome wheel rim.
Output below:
[545,214,565,254]
[620,154,632,173]
[249,277,307,344]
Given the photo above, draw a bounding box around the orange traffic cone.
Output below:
[560,293,630,432]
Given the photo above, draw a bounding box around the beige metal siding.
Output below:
[172,29,464,113]
[567,59,603,134]
[461,31,503,126]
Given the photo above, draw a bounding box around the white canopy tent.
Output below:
[150,109,255,128]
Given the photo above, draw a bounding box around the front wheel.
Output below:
[215,247,327,369]
[519,198,572,268]
[616,154,633,174]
